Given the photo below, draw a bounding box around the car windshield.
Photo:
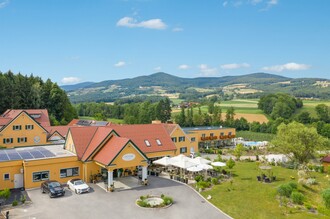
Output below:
[49,182,61,188]
[74,180,84,185]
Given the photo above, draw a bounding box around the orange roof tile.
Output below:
[93,136,130,166]
[321,155,330,163]
[67,119,79,126]
[109,124,177,154]
[0,118,11,126]
[2,109,50,127]
[162,123,178,135]
[45,126,73,138]
[69,127,99,159]
[81,127,114,161]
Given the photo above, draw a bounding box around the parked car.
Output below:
[67,178,90,194]
[41,180,65,198]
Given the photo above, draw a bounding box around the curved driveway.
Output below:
[10,176,231,219]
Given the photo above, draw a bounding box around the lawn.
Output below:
[201,162,330,219]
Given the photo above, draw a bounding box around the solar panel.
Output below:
[0,150,6,154]
[7,153,21,160]
[30,150,45,158]
[17,151,33,159]
[0,154,9,161]
[42,151,55,157]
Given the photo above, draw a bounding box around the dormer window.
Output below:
[156,139,162,146]
[144,140,151,147]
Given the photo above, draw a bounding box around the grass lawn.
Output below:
[202,162,330,219]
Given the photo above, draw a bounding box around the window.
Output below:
[180,147,187,154]
[179,137,185,142]
[220,132,224,136]
[191,137,196,142]
[156,139,162,146]
[33,171,49,182]
[144,140,151,147]
[4,173,10,181]
[60,167,79,178]
[229,132,232,136]
[210,133,214,137]
[202,134,206,138]
[25,125,34,130]
[17,137,27,143]
[3,138,13,144]
[13,125,22,130]
[171,137,177,142]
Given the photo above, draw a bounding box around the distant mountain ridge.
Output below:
[63,72,330,103]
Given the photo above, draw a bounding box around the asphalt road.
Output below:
[6,176,231,219]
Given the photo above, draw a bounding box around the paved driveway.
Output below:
[8,176,231,219]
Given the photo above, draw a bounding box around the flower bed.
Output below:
[136,194,173,208]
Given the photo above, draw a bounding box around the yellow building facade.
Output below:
[182,126,236,151]
[0,111,48,148]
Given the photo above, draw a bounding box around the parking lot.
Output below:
[5,176,231,219]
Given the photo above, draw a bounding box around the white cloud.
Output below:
[114,61,126,67]
[178,64,190,70]
[61,77,81,84]
[221,63,250,70]
[268,0,278,6]
[154,66,161,71]
[223,1,228,7]
[0,0,9,9]
[262,62,311,72]
[172,27,183,32]
[116,17,167,30]
[198,64,218,76]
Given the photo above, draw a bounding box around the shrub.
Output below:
[304,202,312,210]
[197,181,211,190]
[322,188,330,209]
[211,177,219,185]
[291,191,304,205]
[194,175,204,182]
[288,182,298,190]
[162,196,173,205]
[0,188,11,200]
[20,194,26,204]
[12,199,18,206]
[161,194,164,198]
[206,177,212,182]
[277,184,293,197]
[137,200,150,207]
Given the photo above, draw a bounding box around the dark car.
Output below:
[41,180,65,198]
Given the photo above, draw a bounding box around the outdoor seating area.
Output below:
[152,154,228,184]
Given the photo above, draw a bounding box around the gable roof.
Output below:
[93,136,130,166]
[1,109,51,127]
[45,126,73,138]
[321,155,330,163]
[68,126,99,159]
[81,127,115,161]
[109,124,177,153]
[162,123,178,135]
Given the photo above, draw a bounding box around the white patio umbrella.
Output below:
[153,156,172,166]
[187,165,204,172]
[170,154,194,163]
[197,163,213,170]
[192,157,212,165]
[211,161,226,167]
[171,160,197,169]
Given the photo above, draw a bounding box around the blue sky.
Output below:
[0,0,329,85]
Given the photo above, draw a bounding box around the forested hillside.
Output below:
[0,71,77,125]
[63,72,330,103]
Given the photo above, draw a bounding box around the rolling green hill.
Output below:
[64,72,330,103]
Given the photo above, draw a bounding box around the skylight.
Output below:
[144,140,151,147]
[156,139,162,146]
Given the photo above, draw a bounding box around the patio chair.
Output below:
[264,178,270,183]
[257,176,261,181]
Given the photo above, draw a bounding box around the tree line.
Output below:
[74,98,172,124]
[0,71,77,125]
